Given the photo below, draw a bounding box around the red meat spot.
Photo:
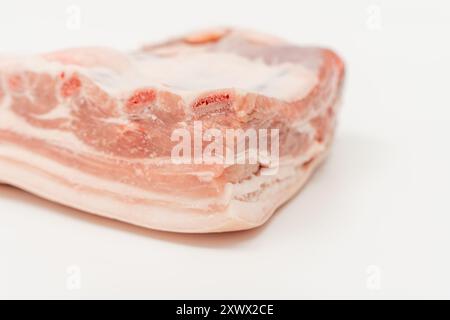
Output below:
[193,93,230,108]
[61,75,82,97]
[126,89,156,110]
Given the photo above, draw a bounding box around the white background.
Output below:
[1,0,450,299]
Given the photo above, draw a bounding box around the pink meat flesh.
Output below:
[0,28,345,233]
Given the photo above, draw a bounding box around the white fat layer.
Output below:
[0,141,329,233]
[0,144,232,210]
[89,52,317,102]
[0,54,81,76]
[0,154,233,232]
[0,51,317,103]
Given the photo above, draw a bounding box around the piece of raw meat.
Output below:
[0,28,345,233]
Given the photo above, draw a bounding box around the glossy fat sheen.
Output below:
[0,28,345,233]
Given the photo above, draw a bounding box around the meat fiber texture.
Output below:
[0,28,345,233]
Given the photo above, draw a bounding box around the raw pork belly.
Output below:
[0,28,345,233]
